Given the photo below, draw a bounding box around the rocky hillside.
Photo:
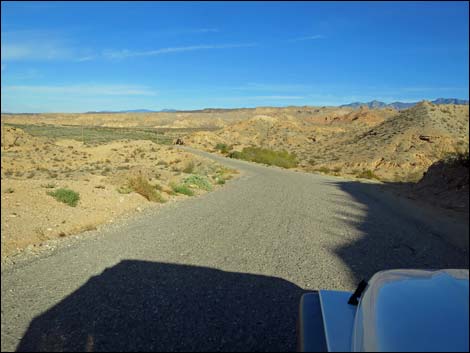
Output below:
[186,102,469,182]
[310,101,469,181]
[410,154,469,214]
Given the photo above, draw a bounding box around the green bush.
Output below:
[170,183,194,196]
[127,175,166,202]
[47,188,80,207]
[215,143,230,154]
[228,147,298,168]
[183,175,213,191]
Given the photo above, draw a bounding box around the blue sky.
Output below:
[1,1,469,113]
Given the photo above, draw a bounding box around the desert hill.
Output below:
[306,101,469,181]
[184,102,468,183]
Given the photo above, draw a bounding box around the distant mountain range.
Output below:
[340,98,469,110]
[85,109,177,113]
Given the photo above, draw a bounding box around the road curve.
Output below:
[2,147,468,352]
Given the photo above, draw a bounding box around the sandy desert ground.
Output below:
[1,126,236,259]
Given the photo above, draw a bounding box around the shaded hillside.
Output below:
[309,102,469,181]
[411,152,469,214]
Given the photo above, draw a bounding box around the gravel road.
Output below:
[2,147,468,352]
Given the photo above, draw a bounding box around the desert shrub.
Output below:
[182,160,195,174]
[170,183,194,196]
[47,188,80,207]
[127,175,166,202]
[212,167,234,185]
[5,187,14,193]
[215,143,230,154]
[228,147,298,168]
[317,166,331,173]
[183,175,212,191]
[117,185,133,194]
[101,166,112,175]
[356,169,380,180]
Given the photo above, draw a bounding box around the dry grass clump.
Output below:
[127,175,166,202]
[355,169,380,180]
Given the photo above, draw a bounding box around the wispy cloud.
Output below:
[75,56,96,62]
[102,43,257,59]
[1,30,92,62]
[4,84,157,96]
[289,34,325,42]
[1,42,73,61]
[4,68,43,80]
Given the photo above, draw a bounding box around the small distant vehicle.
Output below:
[298,269,469,352]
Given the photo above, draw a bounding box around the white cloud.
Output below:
[103,43,258,59]
[1,30,80,61]
[75,56,96,62]
[5,68,43,80]
[2,27,254,62]
[4,84,157,96]
[289,35,325,42]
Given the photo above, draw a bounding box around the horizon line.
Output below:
[1,97,469,114]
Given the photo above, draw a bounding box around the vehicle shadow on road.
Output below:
[326,180,469,284]
[16,260,306,352]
